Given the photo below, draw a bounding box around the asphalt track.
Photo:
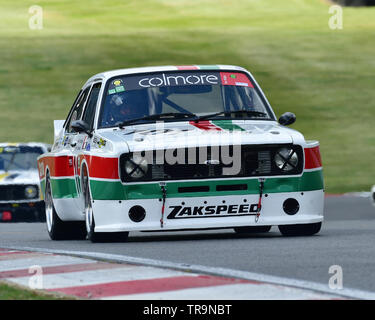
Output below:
[0,195,374,296]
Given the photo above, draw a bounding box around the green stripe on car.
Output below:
[50,178,78,199]
[49,170,324,200]
[212,120,245,131]
[89,170,324,200]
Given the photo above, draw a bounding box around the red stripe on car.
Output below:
[304,146,322,169]
[40,156,75,178]
[176,65,199,70]
[84,156,119,179]
[189,120,222,131]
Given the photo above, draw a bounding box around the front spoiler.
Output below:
[92,190,324,233]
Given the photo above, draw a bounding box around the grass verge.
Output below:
[0,280,70,300]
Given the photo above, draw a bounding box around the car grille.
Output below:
[120,144,304,182]
[0,185,39,201]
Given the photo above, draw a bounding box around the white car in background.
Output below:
[371,185,375,206]
[0,142,50,222]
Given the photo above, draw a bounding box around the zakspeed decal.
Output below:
[167,203,259,219]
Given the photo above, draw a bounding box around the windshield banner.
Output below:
[108,72,253,93]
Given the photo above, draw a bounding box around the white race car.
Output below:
[0,142,50,222]
[37,65,324,242]
[371,185,375,206]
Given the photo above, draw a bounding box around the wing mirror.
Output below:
[70,120,93,137]
[278,112,296,126]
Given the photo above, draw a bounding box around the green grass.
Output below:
[0,0,374,193]
[0,281,63,299]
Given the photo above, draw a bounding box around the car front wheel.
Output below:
[82,167,128,243]
[45,176,86,240]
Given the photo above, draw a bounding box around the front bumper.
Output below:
[0,201,45,222]
[92,190,324,232]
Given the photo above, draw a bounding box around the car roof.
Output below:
[83,65,248,87]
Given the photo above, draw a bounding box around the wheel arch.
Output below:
[80,158,93,200]
[44,165,51,198]
[44,165,64,220]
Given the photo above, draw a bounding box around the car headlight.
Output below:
[124,154,148,179]
[274,148,298,171]
[25,185,38,199]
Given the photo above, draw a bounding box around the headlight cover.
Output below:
[274,148,299,172]
[25,185,38,199]
[124,154,148,179]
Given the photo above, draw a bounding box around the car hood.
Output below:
[100,120,305,153]
[0,170,40,186]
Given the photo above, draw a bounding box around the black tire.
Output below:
[44,176,86,240]
[234,226,272,234]
[278,222,322,237]
[82,166,129,243]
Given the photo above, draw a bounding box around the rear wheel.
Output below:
[82,167,129,243]
[234,226,272,234]
[278,222,322,237]
[44,176,86,240]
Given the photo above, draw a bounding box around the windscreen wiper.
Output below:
[118,112,197,128]
[194,110,267,122]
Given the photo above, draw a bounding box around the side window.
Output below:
[82,83,102,130]
[63,90,82,129]
[65,87,90,133]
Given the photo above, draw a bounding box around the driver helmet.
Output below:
[109,94,139,121]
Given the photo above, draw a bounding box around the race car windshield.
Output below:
[0,146,44,171]
[98,71,274,128]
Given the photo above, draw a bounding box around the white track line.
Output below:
[2,245,375,300]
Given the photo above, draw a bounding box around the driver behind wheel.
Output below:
[107,91,148,125]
